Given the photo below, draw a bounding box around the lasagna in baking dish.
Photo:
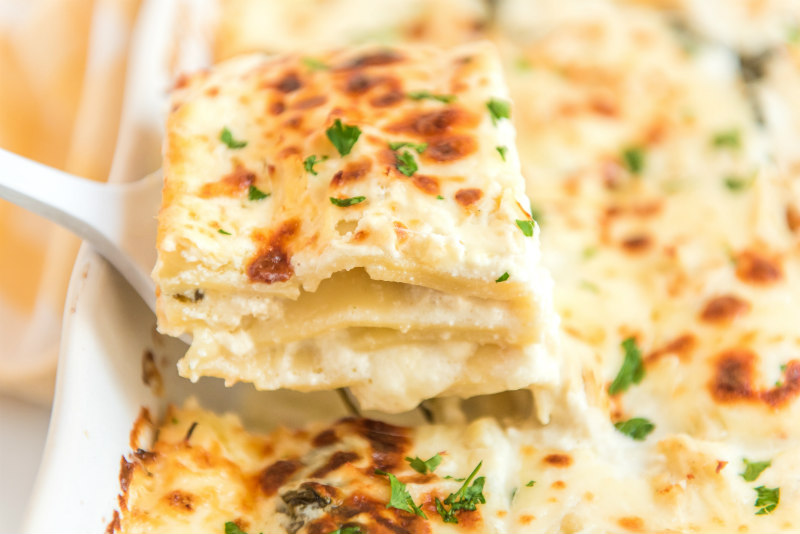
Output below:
[114,401,800,533]
[153,41,559,413]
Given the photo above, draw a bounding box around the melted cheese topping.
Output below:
[154,42,560,412]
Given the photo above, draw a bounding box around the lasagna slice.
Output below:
[154,41,559,413]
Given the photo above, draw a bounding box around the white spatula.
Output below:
[0,148,160,311]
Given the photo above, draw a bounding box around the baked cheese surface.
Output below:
[154,41,559,413]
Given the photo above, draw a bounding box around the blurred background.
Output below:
[0,0,141,530]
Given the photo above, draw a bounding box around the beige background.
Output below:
[0,0,141,404]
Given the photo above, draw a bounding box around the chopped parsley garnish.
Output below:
[516,57,533,71]
[407,90,456,103]
[741,459,772,482]
[444,475,465,481]
[614,417,655,441]
[582,246,598,260]
[375,470,427,518]
[388,141,428,154]
[328,526,362,534]
[525,480,536,487]
[248,185,269,201]
[302,57,328,70]
[712,129,741,149]
[326,119,362,156]
[516,219,535,237]
[622,146,645,175]
[220,127,247,149]
[496,272,510,283]
[406,454,442,475]
[788,25,800,43]
[330,196,366,207]
[224,522,249,534]
[754,485,779,515]
[496,145,508,161]
[218,229,232,235]
[436,195,444,200]
[529,204,544,225]
[724,175,753,192]
[435,461,486,524]
[608,337,645,395]
[395,150,418,176]
[303,155,328,175]
[486,98,511,125]
[580,280,600,293]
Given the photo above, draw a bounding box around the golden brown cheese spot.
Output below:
[371,90,404,107]
[199,165,255,198]
[388,108,478,138]
[259,459,303,496]
[589,96,618,117]
[716,460,728,473]
[710,351,800,408]
[247,219,300,284]
[551,480,567,489]
[394,222,410,244]
[344,73,381,95]
[618,516,645,532]
[165,490,194,512]
[621,234,652,253]
[283,115,304,130]
[412,175,440,195]
[518,514,536,525]
[105,510,120,534]
[293,95,327,110]
[319,492,430,534]
[119,457,134,493]
[274,72,302,93]
[700,295,751,324]
[340,50,405,70]
[787,205,800,234]
[542,453,573,468]
[269,101,286,115]
[312,429,340,448]
[735,250,783,285]
[331,158,373,187]
[204,86,219,97]
[423,135,477,163]
[310,451,360,479]
[646,334,696,364]
[344,418,410,471]
[455,188,483,207]
[710,349,758,403]
[762,361,800,408]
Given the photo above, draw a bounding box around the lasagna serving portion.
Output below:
[153,41,559,413]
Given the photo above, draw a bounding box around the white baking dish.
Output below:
[22,2,432,531]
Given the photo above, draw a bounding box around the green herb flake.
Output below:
[487,98,511,125]
[395,150,418,177]
[220,127,247,149]
[407,90,456,103]
[741,459,772,482]
[436,195,444,200]
[724,175,753,192]
[516,219,535,237]
[218,229,232,235]
[330,196,366,207]
[326,119,362,156]
[224,522,249,534]
[754,486,779,515]
[609,337,645,395]
[248,185,269,201]
[622,146,645,175]
[496,146,508,161]
[302,57,328,70]
[614,417,655,441]
[435,461,486,524]
[582,246,598,260]
[712,129,741,150]
[171,417,179,425]
[304,155,329,175]
[516,57,533,71]
[375,470,427,518]
[388,141,428,154]
[788,25,800,43]
[444,475,465,482]
[328,525,363,534]
[496,272,510,283]
[406,454,442,475]
[580,280,600,293]
[525,480,536,487]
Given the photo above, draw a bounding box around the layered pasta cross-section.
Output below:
[154,42,558,413]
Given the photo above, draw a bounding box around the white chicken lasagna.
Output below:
[120,0,800,532]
